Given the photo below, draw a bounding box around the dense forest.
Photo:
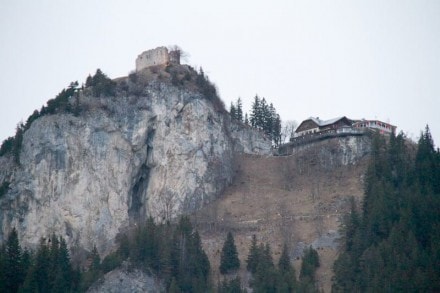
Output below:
[0,215,322,292]
[0,216,211,292]
[333,127,440,292]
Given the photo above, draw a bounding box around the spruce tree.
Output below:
[259,98,268,131]
[220,232,240,274]
[5,227,24,292]
[278,243,297,293]
[250,95,260,128]
[299,246,320,292]
[230,102,237,120]
[53,237,72,292]
[236,97,243,122]
[273,113,282,146]
[246,234,259,273]
[35,239,50,293]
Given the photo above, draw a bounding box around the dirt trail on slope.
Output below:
[194,142,368,292]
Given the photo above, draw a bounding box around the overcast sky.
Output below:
[1,0,439,145]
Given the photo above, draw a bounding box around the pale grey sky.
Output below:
[1,0,439,145]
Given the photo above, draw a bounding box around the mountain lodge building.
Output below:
[294,116,352,137]
[293,116,396,138]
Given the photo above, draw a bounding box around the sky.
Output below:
[1,0,439,145]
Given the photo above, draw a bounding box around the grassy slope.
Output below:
[193,140,369,292]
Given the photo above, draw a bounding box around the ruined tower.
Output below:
[135,46,181,72]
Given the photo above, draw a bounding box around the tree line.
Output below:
[219,232,321,292]
[0,217,323,292]
[0,228,80,293]
[332,127,440,292]
[230,96,282,146]
[0,217,210,293]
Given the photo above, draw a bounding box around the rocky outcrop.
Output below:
[87,265,163,293]
[0,69,271,256]
[278,135,371,166]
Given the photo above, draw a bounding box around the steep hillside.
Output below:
[0,64,271,259]
[194,136,371,292]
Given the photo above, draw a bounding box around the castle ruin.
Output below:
[135,46,181,72]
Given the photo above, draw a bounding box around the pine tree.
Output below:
[5,227,24,292]
[250,243,277,293]
[35,238,50,293]
[299,246,320,292]
[246,234,259,273]
[236,97,243,122]
[244,113,249,126]
[220,232,240,274]
[49,233,60,290]
[230,102,237,120]
[273,113,282,146]
[278,244,297,292]
[250,95,260,128]
[259,98,268,132]
[52,237,72,292]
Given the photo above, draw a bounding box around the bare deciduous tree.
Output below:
[168,45,189,62]
[281,120,298,143]
[157,190,178,222]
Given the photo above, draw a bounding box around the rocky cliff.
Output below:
[0,65,271,256]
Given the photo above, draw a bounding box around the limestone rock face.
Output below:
[282,135,371,167]
[0,81,271,255]
[87,265,163,293]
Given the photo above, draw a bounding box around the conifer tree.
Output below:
[5,227,24,292]
[35,239,50,293]
[299,246,320,292]
[259,98,268,131]
[53,237,72,292]
[333,127,440,292]
[278,243,297,292]
[250,95,260,128]
[246,234,259,273]
[230,102,237,120]
[236,97,243,122]
[220,232,240,274]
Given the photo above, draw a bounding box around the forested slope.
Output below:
[333,128,440,292]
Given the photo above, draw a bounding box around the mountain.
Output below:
[0,63,271,260]
[0,54,394,292]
